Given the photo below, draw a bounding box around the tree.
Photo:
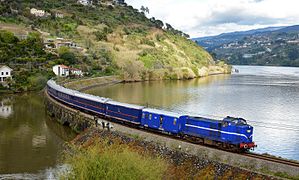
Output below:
[140,6,149,14]
[140,6,146,14]
[58,47,77,65]
[165,23,173,31]
[153,19,163,29]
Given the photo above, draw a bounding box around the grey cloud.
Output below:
[201,8,284,26]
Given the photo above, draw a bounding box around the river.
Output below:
[86,65,299,161]
[0,93,76,179]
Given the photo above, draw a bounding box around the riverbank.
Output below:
[62,65,231,92]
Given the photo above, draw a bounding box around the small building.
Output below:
[30,8,50,17]
[0,65,12,82]
[53,65,83,77]
[113,0,126,6]
[53,65,70,77]
[44,38,78,50]
[70,68,83,76]
[55,12,64,18]
[78,0,92,6]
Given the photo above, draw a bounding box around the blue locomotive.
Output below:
[47,80,256,151]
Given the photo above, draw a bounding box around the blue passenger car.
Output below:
[106,101,144,124]
[141,108,185,134]
[72,93,108,116]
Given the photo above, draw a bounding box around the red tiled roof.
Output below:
[59,64,69,69]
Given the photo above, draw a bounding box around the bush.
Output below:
[61,140,167,180]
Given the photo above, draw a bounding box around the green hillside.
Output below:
[0,0,230,90]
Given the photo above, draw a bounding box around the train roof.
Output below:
[74,91,110,103]
[106,100,145,110]
[142,108,182,118]
[47,80,109,103]
[188,116,223,123]
[47,80,76,95]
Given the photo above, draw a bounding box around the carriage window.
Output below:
[173,118,177,125]
[160,116,163,125]
[118,108,120,112]
[142,113,145,118]
[149,114,152,120]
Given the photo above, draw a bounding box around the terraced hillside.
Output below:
[0,0,230,83]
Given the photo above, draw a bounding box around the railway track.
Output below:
[46,91,299,169]
[244,153,299,168]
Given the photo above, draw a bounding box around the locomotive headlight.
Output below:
[247,130,251,133]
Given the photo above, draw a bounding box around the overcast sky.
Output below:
[126,0,299,38]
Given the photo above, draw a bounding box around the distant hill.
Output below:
[194,25,299,67]
[193,26,285,50]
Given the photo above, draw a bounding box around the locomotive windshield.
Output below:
[230,118,247,126]
[238,119,247,125]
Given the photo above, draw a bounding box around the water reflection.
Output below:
[86,66,299,161]
[0,97,13,118]
[0,93,76,175]
[86,75,230,108]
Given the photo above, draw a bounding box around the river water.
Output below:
[0,93,76,178]
[86,65,299,161]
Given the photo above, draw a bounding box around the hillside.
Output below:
[194,25,299,67]
[0,0,229,91]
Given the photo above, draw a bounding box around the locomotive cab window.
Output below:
[238,119,247,125]
[222,121,228,127]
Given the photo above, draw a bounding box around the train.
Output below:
[47,80,256,152]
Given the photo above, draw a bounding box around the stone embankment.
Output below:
[45,91,299,179]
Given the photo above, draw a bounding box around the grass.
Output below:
[61,139,167,180]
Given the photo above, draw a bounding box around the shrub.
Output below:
[61,140,167,180]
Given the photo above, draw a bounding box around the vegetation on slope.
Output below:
[0,0,229,91]
[61,139,167,179]
[0,30,53,91]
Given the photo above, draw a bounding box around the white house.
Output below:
[53,65,70,77]
[30,8,50,17]
[0,65,12,82]
[70,68,83,76]
[78,0,92,6]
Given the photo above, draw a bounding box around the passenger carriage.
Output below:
[141,108,185,134]
[105,101,144,124]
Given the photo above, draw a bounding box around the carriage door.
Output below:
[159,116,163,129]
